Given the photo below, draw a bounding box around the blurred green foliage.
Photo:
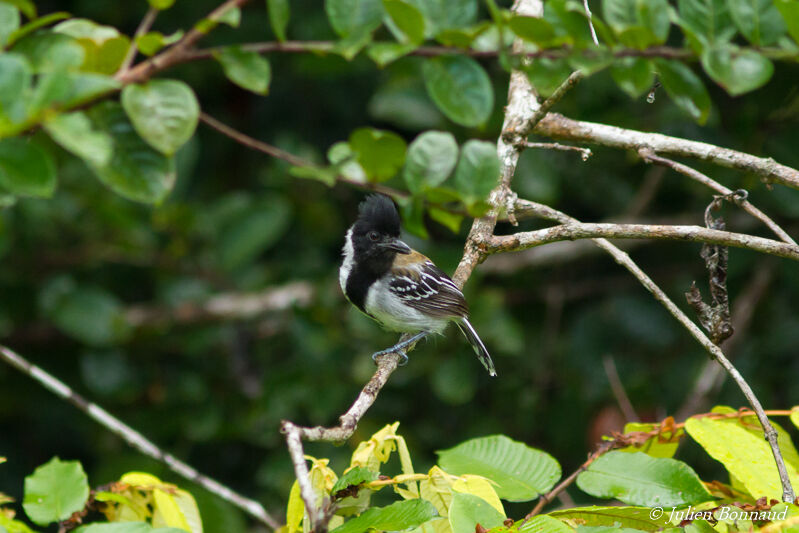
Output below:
[1,0,799,531]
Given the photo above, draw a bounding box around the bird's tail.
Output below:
[457,319,497,377]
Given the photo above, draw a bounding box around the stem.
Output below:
[0,345,280,530]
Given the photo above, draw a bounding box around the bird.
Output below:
[339,194,496,377]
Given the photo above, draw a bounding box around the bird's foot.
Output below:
[371,348,409,366]
[370,332,428,367]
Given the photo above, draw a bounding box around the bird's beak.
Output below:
[379,238,412,254]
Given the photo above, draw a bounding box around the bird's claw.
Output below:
[371,348,409,366]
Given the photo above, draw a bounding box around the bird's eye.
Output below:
[368,231,380,241]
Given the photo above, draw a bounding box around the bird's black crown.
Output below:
[354,194,401,237]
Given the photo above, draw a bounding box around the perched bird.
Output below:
[339,194,496,376]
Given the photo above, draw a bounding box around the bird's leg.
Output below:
[371,331,428,366]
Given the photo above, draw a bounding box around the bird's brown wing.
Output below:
[388,259,468,318]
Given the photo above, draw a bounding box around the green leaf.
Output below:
[75,524,153,533]
[685,416,799,500]
[214,46,271,95]
[289,164,338,186]
[398,195,428,239]
[348,127,406,182]
[611,58,655,99]
[509,16,561,47]
[53,18,131,74]
[1,0,34,19]
[452,140,499,208]
[437,435,560,501]
[330,499,438,533]
[654,59,711,124]
[148,0,177,10]
[332,467,379,496]
[27,71,120,116]
[523,57,572,97]
[550,506,672,531]
[619,422,684,458]
[422,55,493,127]
[0,138,56,197]
[405,0,477,37]
[435,21,491,48]
[403,130,458,193]
[134,30,183,56]
[428,208,462,234]
[366,42,415,67]
[383,0,425,45]
[776,0,799,43]
[448,493,504,533]
[602,0,671,48]
[267,0,290,41]
[44,111,113,166]
[727,0,786,45]
[11,31,85,73]
[0,53,32,125]
[791,407,799,430]
[217,196,292,271]
[675,0,735,47]
[121,79,199,156]
[218,6,241,27]
[7,12,72,48]
[325,0,384,38]
[86,101,176,204]
[0,512,35,533]
[576,451,713,507]
[0,2,20,47]
[39,276,129,345]
[23,457,89,525]
[517,515,573,533]
[700,44,773,95]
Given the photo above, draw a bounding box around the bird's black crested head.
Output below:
[355,194,401,237]
[346,194,410,274]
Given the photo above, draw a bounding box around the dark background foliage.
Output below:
[2,0,799,530]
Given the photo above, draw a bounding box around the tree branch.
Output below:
[117,0,252,84]
[639,148,795,245]
[489,222,799,261]
[125,281,313,327]
[0,345,280,530]
[116,7,158,76]
[512,198,795,503]
[534,113,799,189]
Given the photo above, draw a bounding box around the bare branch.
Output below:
[0,345,280,530]
[489,222,799,261]
[603,355,639,423]
[198,112,409,199]
[117,0,253,84]
[535,113,799,189]
[125,281,313,327]
[117,7,158,76]
[582,0,600,45]
[639,148,795,244]
[512,199,795,503]
[524,141,592,160]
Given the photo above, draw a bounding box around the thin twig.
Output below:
[117,0,253,84]
[582,0,600,45]
[535,113,799,189]
[603,355,639,423]
[639,148,795,245]
[117,7,158,76]
[490,222,799,261]
[0,345,280,530]
[526,440,616,518]
[198,112,408,199]
[125,281,313,327]
[523,141,592,160]
[513,198,795,503]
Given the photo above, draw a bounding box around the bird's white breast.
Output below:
[364,275,449,334]
[339,227,355,295]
